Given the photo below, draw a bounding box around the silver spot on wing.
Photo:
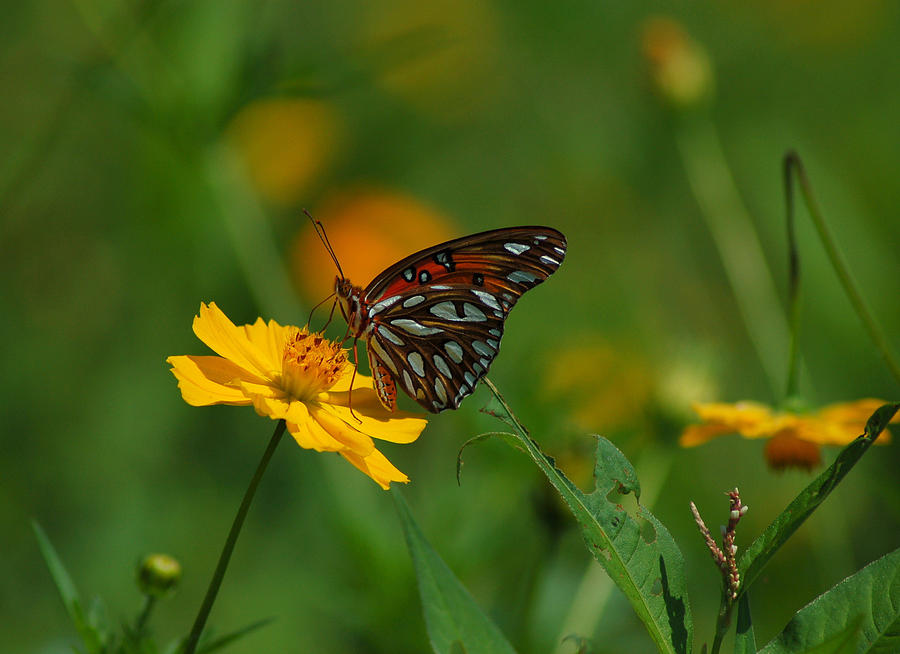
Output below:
[433,354,452,378]
[504,242,530,255]
[464,371,476,387]
[540,255,560,266]
[368,295,402,317]
[430,301,487,322]
[471,289,501,311]
[378,325,404,346]
[472,341,494,357]
[479,357,491,369]
[444,340,464,364]
[508,270,539,284]
[402,295,426,308]
[488,328,502,337]
[554,246,565,255]
[407,351,425,377]
[402,370,415,396]
[369,339,398,375]
[429,285,452,290]
[433,377,448,404]
[486,339,499,350]
[391,319,444,336]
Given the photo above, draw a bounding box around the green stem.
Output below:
[783,152,900,386]
[783,155,802,400]
[676,117,791,394]
[710,595,732,654]
[134,594,156,635]
[183,420,286,654]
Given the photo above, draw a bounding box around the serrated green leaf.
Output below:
[32,521,105,653]
[393,488,517,654]
[734,593,757,654]
[739,403,899,595]
[759,548,899,654]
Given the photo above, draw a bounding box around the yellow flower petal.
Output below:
[282,402,345,452]
[309,404,376,456]
[191,303,279,380]
[241,316,293,372]
[318,398,427,444]
[166,355,254,406]
[340,448,409,490]
[679,423,733,447]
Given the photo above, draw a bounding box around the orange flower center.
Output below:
[764,431,823,472]
[280,328,348,402]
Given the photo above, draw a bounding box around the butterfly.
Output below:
[318,225,567,413]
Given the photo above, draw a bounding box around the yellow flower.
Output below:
[681,399,895,471]
[167,303,427,489]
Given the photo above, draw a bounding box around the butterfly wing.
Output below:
[361,227,566,412]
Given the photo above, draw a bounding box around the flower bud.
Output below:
[137,553,182,597]
[641,17,714,110]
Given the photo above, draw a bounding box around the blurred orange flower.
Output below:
[291,187,456,301]
[226,98,342,206]
[681,399,895,471]
[167,303,427,488]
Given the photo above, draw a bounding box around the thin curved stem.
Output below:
[783,151,900,386]
[783,155,802,400]
[182,420,286,654]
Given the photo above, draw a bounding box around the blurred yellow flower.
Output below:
[543,343,655,433]
[167,303,427,488]
[291,187,456,301]
[641,17,713,110]
[226,98,342,206]
[681,399,895,471]
[357,0,501,121]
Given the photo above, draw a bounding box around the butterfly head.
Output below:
[335,276,366,336]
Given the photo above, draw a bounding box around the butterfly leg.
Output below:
[346,337,363,424]
[307,293,337,330]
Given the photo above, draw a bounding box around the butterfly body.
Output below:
[334,226,566,413]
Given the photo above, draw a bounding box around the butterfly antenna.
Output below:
[303,208,345,280]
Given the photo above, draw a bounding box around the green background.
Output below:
[2,1,898,652]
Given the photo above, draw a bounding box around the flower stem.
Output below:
[676,117,791,394]
[182,419,286,654]
[134,594,156,635]
[783,151,900,386]
[783,155,802,400]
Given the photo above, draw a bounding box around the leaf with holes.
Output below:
[507,434,692,654]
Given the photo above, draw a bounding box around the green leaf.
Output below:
[392,488,517,654]
[479,379,692,654]
[759,548,900,654]
[32,520,105,653]
[739,403,899,595]
[733,593,757,654]
[553,437,693,654]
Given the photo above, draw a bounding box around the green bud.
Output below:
[137,553,182,597]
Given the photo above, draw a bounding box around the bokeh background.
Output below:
[3,1,899,652]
